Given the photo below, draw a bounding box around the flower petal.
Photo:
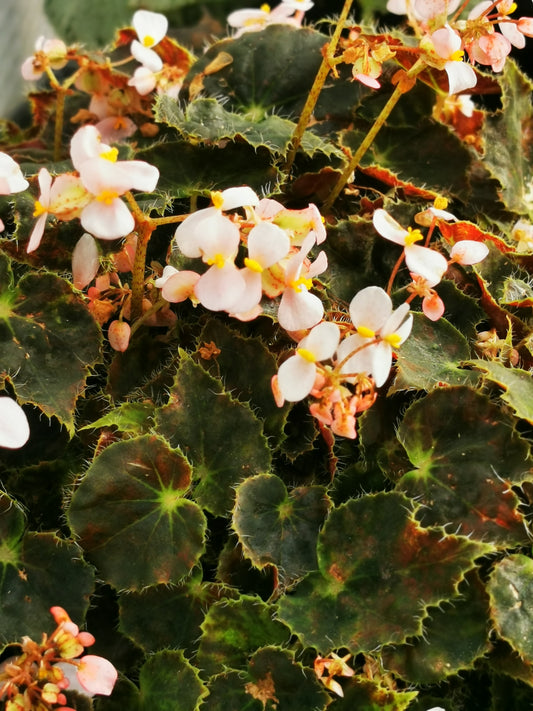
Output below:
[0,398,30,449]
[349,286,392,332]
[372,208,408,245]
[81,199,134,240]
[405,244,448,286]
[277,355,316,402]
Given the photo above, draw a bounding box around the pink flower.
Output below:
[70,126,159,240]
[449,239,489,264]
[131,10,168,72]
[373,208,448,284]
[227,5,300,37]
[230,222,291,315]
[277,233,327,332]
[155,266,201,303]
[337,286,413,387]
[277,322,340,402]
[0,398,29,449]
[430,25,478,94]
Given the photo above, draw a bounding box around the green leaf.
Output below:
[156,96,343,160]
[278,491,491,653]
[488,554,533,663]
[482,59,533,214]
[139,650,208,711]
[155,353,271,516]
[196,595,290,676]
[68,434,206,590]
[80,402,156,434]
[118,573,238,654]
[0,255,102,434]
[391,313,479,392]
[200,646,330,711]
[232,474,331,585]
[395,387,531,545]
[470,360,533,424]
[0,493,95,644]
[382,572,491,683]
[196,320,289,440]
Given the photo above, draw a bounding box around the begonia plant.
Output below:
[1,0,533,708]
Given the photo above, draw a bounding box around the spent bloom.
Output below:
[21,36,68,81]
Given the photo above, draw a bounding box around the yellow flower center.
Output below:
[297,347,316,363]
[289,276,312,292]
[97,189,119,205]
[434,196,448,210]
[143,35,155,48]
[206,253,225,269]
[357,325,375,339]
[450,49,464,62]
[100,147,118,162]
[404,227,423,246]
[244,257,263,273]
[210,191,224,210]
[384,332,402,348]
[33,200,47,217]
[260,3,271,11]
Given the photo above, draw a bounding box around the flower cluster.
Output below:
[157,186,327,331]
[227,0,314,37]
[0,606,117,711]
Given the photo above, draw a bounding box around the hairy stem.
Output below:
[284,0,354,174]
[323,57,426,212]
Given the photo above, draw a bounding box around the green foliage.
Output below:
[3,4,533,710]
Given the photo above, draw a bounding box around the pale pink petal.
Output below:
[227,9,270,28]
[0,398,29,449]
[307,250,328,279]
[277,288,324,331]
[300,321,340,361]
[220,186,259,210]
[0,153,29,194]
[468,0,492,19]
[95,116,137,143]
[405,244,448,285]
[76,655,117,696]
[369,341,394,387]
[27,214,47,253]
[423,293,445,320]
[21,56,43,81]
[414,0,461,19]
[174,207,218,258]
[128,66,157,95]
[80,158,159,196]
[499,21,526,48]
[81,199,134,240]
[336,333,375,382]
[449,240,489,264]
[386,0,408,14]
[444,61,478,95]
[70,125,108,170]
[517,17,533,36]
[281,0,314,9]
[132,10,168,46]
[349,286,392,333]
[353,73,381,89]
[154,265,179,287]
[255,198,284,220]
[431,25,461,59]
[248,222,291,267]
[228,269,263,314]
[72,233,99,289]
[277,355,316,402]
[194,262,246,312]
[131,40,163,72]
[161,270,200,303]
[372,209,408,245]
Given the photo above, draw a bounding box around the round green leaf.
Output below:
[233,474,330,584]
[156,353,271,516]
[488,554,533,662]
[0,254,102,434]
[396,387,531,545]
[197,595,290,676]
[201,646,329,711]
[278,491,491,653]
[68,434,206,590]
[139,650,207,711]
[0,493,95,644]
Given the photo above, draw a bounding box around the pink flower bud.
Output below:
[108,321,131,352]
